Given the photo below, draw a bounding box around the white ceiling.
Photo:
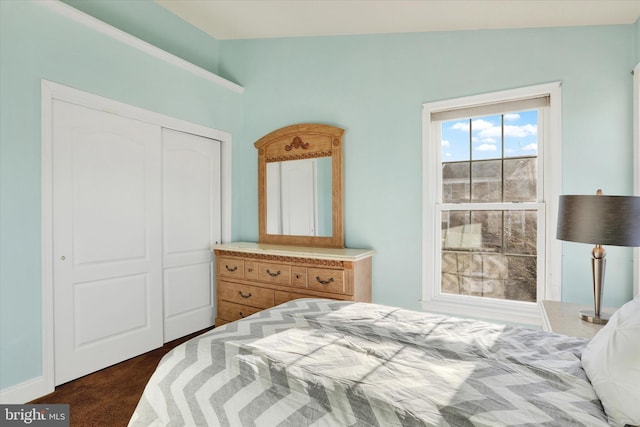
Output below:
[154,0,640,41]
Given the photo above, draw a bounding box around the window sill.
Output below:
[421,295,541,326]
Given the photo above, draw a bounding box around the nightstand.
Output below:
[539,300,613,339]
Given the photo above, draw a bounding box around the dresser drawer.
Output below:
[308,268,345,294]
[291,266,307,288]
[217,257,245,279]
[245,261,258,280]
[257,262,291,285]
[217,300,261,322]
[218,281,274,309]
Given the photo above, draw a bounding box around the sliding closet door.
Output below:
[52,100,163,385]
[162,128,220,342]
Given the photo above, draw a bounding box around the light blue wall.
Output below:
[219,25,637,311]
[0,1,241,391]
[60,0,220,74]
[636,18,640,63]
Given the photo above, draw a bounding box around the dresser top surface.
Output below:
[212,241,375,261]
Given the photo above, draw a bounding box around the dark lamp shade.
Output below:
[556,195,640,247]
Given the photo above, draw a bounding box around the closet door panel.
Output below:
[53,100,163,385]
[162,128,221,342]
[164,264,211,318]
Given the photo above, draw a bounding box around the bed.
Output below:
[128,298,639,426]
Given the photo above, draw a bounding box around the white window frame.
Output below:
[634,62,640,298]
[422,82,562,325]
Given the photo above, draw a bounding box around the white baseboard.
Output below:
[0,376,53,404]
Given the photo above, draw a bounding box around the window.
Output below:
[422,83,562,325]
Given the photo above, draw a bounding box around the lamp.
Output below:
[556,190,640,324]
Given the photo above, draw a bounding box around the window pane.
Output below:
[442,210,474,249]
[504,158,537,202]
[442,162,470,203]
[471,115,501,161]
[442,210,502,251]
[505,256,536,302]
[441,210,537,302]
[471,160,502,203]
[471,210,503,250]
[504,110,538,158]
[504,210,537,255]
[442,119,470,162]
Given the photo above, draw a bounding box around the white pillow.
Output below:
[581,296,640,427]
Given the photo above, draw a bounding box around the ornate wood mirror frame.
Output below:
[255,123,344,248]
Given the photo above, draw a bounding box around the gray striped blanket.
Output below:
[129,298,608,426]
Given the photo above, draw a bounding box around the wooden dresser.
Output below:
[213,242,374,326]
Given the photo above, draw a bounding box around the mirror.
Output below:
[266,157,333,237]
[255,123,344,248]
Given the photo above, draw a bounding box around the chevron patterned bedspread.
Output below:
[128,298,608,426]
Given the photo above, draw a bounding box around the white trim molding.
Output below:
[36,0,243,94]
[634,62,640,298]
[421,82,562,326]
[26,79,233,404]
[0,377,52,405]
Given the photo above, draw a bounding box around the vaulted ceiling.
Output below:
[154,0,640,40]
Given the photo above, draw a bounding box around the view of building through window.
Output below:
[440,111,538,302]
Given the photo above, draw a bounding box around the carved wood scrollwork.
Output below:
[285,136,309,151]
[216,250,346,268]
[265,150,332,163]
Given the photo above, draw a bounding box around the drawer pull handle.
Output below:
[266,269,281,277]
[296,274,301,279]
[238,291,252,299]
[316,276,334,285]
[248,268,253,272]
[239,311,245,318]
[225,265,238,272]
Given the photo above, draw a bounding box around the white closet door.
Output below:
[52,100,163,385]
[162,128,220,342]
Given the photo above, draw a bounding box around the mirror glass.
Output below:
[266,157,332,237]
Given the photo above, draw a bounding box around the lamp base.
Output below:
[580,310,610,325]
